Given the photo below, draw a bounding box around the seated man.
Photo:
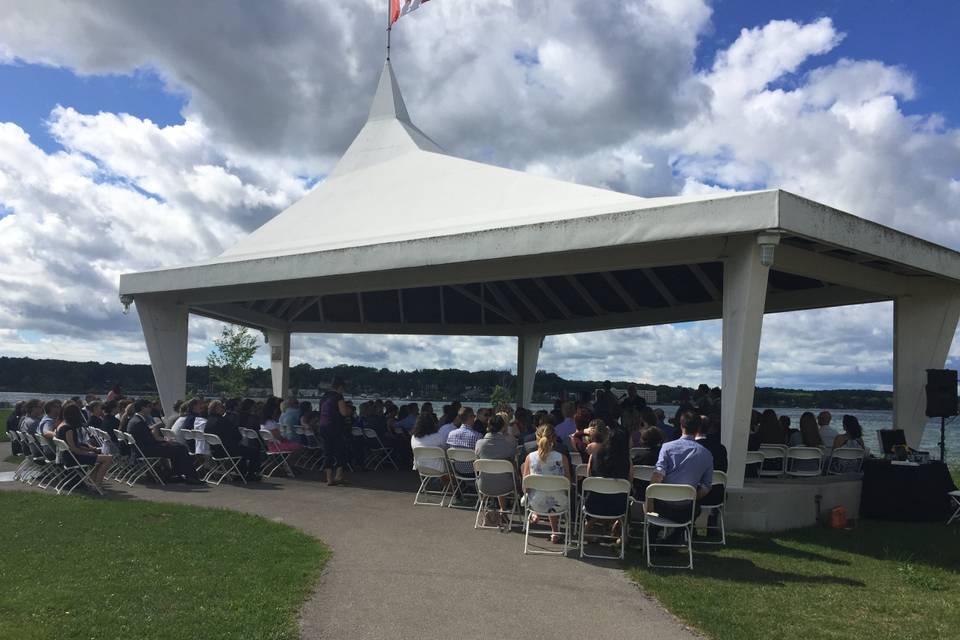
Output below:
[127,398,202,484]
[208,398,264,480]
[648,411,713,539]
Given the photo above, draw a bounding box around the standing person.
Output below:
[7,401,24,455]
[56,404,113,487]
[521,423,570,544]
[620,383,646,413]
[318,379,351,486]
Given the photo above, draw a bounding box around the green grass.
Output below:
[629,520,960,640]
[0,492,329,640]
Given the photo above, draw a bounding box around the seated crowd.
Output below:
[5,380,869,505]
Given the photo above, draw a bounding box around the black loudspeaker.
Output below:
[925,369,958,418]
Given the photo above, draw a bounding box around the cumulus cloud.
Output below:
[0,3,958,389]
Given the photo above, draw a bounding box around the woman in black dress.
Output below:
[584,429,633,538]
[57,404,113,487]
[318,378,351,486]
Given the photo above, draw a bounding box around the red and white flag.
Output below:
[390,0,431,26]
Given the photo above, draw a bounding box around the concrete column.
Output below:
[268,330,291,398]
[136,296,188,418]
[516,334,544,409]
[893,282,960,447]
[721,236,771,488]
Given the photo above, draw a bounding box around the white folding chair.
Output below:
[121,432,166,486]
[579,477,632,560]
[363,428,398,470]
[569,451,583,467]
[201,433,247,485]
[293,426,324,470]
[258,429,296,478]
[696,470,727,546]
[445,447,478,508]
[644,483,697,570]
[744,450,764,478]
[160,427,178,442]
[521,474,571,556]
[758,445,788,477]
[412,446,450,506]
[627,465,656,544]
[785,447,824,477]
[33,433,65,489]
[826,448,865,475]
[474,459,519,531]
[948,490,960,525]
[52,438,103,496]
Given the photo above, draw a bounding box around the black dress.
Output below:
[584,455,631,517]
[56,423,97,466]
[318,391,346,470]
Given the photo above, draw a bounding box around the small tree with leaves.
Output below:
[489,384,514,410]
[206,325,259,397]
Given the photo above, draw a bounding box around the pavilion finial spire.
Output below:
[367,60,410,123]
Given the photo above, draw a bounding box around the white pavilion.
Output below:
[120,62,960,519]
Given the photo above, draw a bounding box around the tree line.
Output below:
[0,355,894,409]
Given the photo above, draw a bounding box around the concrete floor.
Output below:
[0,459,699,640]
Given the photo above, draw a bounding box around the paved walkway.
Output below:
[0,460,699,640]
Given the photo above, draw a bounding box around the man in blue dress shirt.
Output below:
[649,411,714,537]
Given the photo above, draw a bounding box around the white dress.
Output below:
[526,449,566,514]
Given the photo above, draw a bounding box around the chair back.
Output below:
[575,463,588,480]
[362,428,383,444]
[412,446,447,477]
[259,428,277,442]
[786,446,824,476]
[522,473,570,493]
[568,451,582,467]
[827,447,865,474]
[160,428,176,442]
[745,451,764,465]
[633,464,656,482]
[700,470,727,507]
[204,433,223,447]
[645,483,697,525]
[474,458,515,475]
[445,447,476,463]
[759,444,787,476]
[582,477,631,495]
[351,426,363,437]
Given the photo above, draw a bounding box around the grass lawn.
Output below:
[629,520,960,640]
[0,492,329,640]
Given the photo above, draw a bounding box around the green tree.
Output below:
[490,384,513,409]
[206,325,259,396]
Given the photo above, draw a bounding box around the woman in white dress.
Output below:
[522,423,570,544]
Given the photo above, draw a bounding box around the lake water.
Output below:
[2,391,957,464]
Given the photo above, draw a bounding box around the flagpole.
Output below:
[386,0,392,61]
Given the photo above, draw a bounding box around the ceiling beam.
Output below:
[192,303,288,331]
[356,292,365,323]
[774,244,911,296]
[564,275,603,315]
[688,264,720,301]
[600,271,640,311]
[503,280,546,322]
[485,282,523,323]
[288,296,319,321]
[450,284,518,324]
[533,277,573,319]
[642,268,679,306]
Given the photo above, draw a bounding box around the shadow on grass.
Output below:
[640,552,867,587]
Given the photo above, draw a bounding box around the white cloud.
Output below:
[0,4,958,390]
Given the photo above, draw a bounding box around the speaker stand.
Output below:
[940,417,946,462]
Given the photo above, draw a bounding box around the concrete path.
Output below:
[0,461,699,640]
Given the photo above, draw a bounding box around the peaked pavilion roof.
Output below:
[120,61,960,337]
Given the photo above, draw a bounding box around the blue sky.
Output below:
[703,0,959,124]
[0,1,958,390]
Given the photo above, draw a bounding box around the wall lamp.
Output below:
[119,294,134,315]
[757,231,782,267]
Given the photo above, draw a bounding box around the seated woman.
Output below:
[261,396,303,457]
[584,429,633,539]
[829,415,869,473]
[633,427,663,466]
[521,423,570,544]
[56,404,113,487]
[475,414,517,524]
[758,409,788,445]
[410,412,449,484]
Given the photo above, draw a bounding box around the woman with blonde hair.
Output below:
[521,423,570,544]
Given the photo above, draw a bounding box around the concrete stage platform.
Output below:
[725,475,862,532]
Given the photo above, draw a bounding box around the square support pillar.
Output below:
[136,296,188,418]
[516,334,544,409]
[268,330,291,399]
[893,283,960,447]
[721,236,771,489]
